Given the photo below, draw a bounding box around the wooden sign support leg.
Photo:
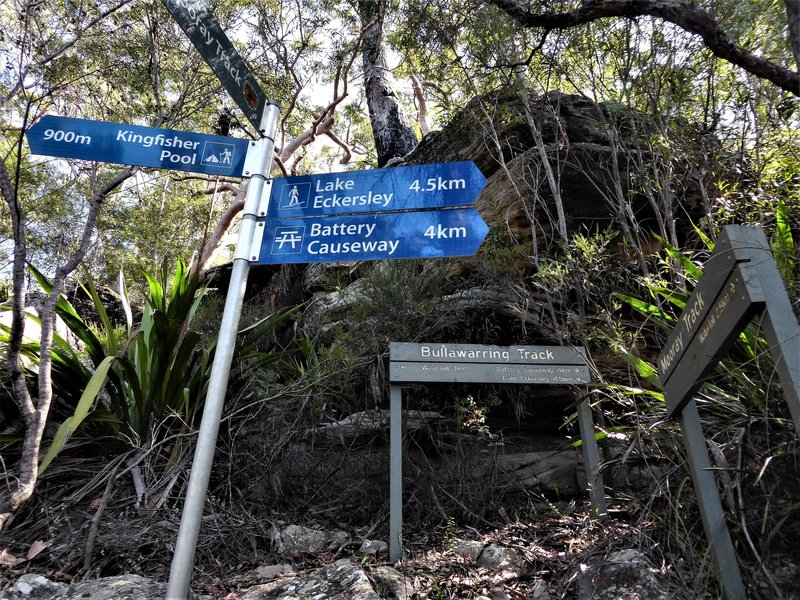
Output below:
[757,263,800,437]
[389,384,403,563]
[576,390,607,519]
[680,400,746,600]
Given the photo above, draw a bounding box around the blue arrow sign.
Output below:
[26,115,251,177]
[256,208,488,264]
[267,161,486,218]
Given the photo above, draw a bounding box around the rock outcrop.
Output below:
[241,559,386,600]
[408,89,707,247]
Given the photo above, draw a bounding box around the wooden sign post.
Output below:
[388,342,606,562]
[658,225,800,600]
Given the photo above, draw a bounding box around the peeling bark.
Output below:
[192,184,248,275]
[411,75,431,136]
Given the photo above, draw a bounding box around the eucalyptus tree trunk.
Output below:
[358,0,418,167]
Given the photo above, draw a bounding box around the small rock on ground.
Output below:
[576,549,672,600]
[241,558,380,599]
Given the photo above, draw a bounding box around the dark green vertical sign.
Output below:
[658,225,800,600]
[659,225,800,424]
[162,0,267,132]
[659,229,767,417]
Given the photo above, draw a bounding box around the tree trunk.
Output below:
[0,153,134,530]
[358,0,418,167]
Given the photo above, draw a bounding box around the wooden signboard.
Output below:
[662,263,765,417]
[388,342,605,563]
[162,0,268,132]
[658,225,800,600]
[390,343,589,384]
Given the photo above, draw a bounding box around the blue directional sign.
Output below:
[26,115,251,177]
[256,208,488,264]
[268,161,486,218]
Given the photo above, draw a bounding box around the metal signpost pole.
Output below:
[735,227,800,434]
[166,102,280,600]
[389,383,403,563]
[576,390,607,519]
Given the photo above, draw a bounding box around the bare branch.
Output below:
[411,76,431,136]
[273,157,289,178]
[421,80,450,104]
[488,0,800,95]
[325,130,353,164]
[191,185,247,276]
[200,182,240,195]
[279,114,336,163]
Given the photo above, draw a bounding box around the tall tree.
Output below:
[357,0,419,166]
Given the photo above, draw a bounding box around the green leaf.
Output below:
[80,277,117,356]
[614,293,674,332]
[118,270,133,333]
[653,234,704,280]
[28,265,80,321]
[38,418,74,475]
[603,384,665,402]
[38,356,116,474]
[570,425,630,448]
[693,225,715,252]
[28,265,108,367]
[144,270,164,313]
[643,284,688,309]
[771,200,795,280]
[609,342,662,388]
[237,305,300,355]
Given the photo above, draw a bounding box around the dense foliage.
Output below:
[1,0,799,597]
